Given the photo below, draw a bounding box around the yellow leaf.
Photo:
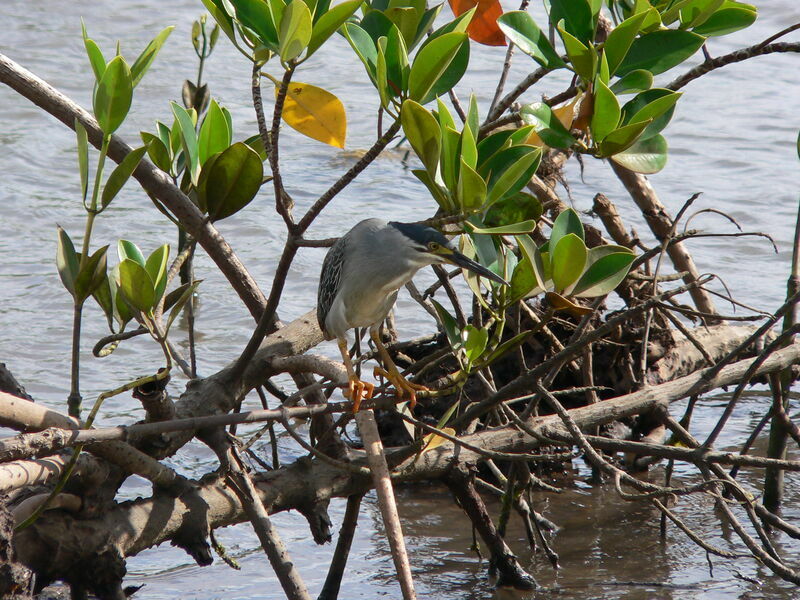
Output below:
[422,427,456,453]
[278,81,346,148]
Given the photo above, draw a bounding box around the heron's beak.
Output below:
[445,251,509,286]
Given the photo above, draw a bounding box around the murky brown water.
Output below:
[1,0,799,598]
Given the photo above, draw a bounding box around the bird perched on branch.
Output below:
[317,218,507,411]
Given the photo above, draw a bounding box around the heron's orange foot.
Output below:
[344,377,374,412]
[373,366,428,410]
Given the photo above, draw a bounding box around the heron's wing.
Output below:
[317,236,347,337]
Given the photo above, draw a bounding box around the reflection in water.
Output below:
[1,0,799,598]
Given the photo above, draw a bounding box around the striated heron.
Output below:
[317,218,508,411]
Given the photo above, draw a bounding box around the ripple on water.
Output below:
[3,0,800,598]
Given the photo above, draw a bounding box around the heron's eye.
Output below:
[428,242,440,252]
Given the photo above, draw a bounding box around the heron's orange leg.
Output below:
[369,330,428,410]
[337,337,374,412]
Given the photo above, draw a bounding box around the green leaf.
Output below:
[463,325,488,364]
[435,97,456,130]
[375,37,391,107]
[279,0,313,61]
[198,142,264,221]
[117,258,156,313]
[519,102,577,149]
[610,133,668,174]
[550,208,584,253]
[510,257,537,304]
[101,146,147,209]
[145,244,170,302]
[457,159,486,211]
[596,119,651,157]
[141,132,172,172]
[109,266,135,329]
[617,30,706,76]
[622,89,681,140]
[679,0,724,29]
[385,5,421,50]
[497,11,565,69]
[440,126,461,191]
[460,121,477,170]
[609,69,653,95]
[201,0,237,47]
[466,220,537,235]
[486,147,542,205]
[75,119,89,203]
[431,299,461,350]
[410,3,442,50]
[571,249,635,297]
[558,24,596,82]
[551,233,587,293]
[170,102,200,185]
[56,226,79,298]
[342,23,378,83]
[477,130,515,169]
[74,245,109,304]
[92,272,116,332]
[233,0,280,51]
[118,239,146,266]
[604,10,648,76]
[591,79,620,142]
[401,100,441,175]
[94,56,133,134]
[466,93,480,138]
[550,0,595,43]
[408,32,468,103]
[693,6,756,37]
[307,0,362,56]
[485,192,542,228]
[517,234,548,291]
[130,26,174,88]
[81,21,105,81]
[198,99,232,165]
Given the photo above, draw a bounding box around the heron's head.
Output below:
[388,222,508,285]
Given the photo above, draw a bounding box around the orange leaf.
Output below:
[448,0,506,47]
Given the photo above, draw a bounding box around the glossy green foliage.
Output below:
[198,99,232,165]
[131,27,174,87]
[617,30,705,76]
[610,133,668,173]
[94,56,133,134]
[75,120,89,203]
[197,143,264,221]
[496,11,565,69]
[56,227,110,305]
[550,0,595,44]
[115,241,170,314]
[101,146,148,210]
[409,32,468,103]
[279,0,312,62]
[511,209,635,302]
[170,102,200,185]
[591,79,620,142]
[519,103,576,149]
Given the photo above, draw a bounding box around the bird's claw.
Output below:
[345,377,374,413]
[373,366,428,411]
